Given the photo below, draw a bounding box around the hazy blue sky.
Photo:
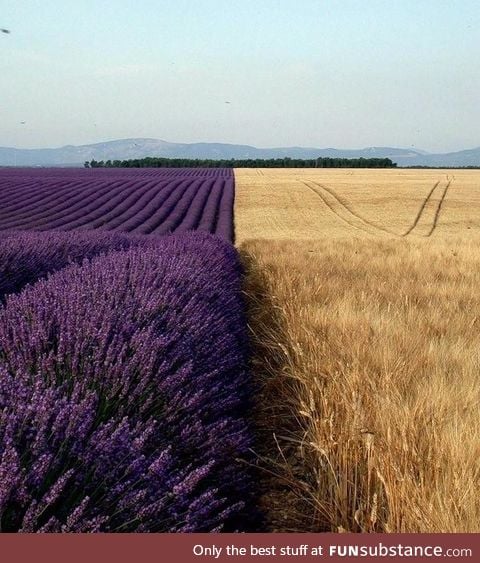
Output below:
[1,0,479,151]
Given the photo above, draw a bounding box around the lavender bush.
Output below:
[0,232,254,532]
[0,230,153,302]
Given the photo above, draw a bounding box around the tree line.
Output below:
[84,156,397,168]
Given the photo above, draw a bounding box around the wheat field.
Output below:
[235,169,480,532]
[235,168,480,242]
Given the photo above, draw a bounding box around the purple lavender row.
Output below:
[0,174,221,234]
[146,179,210,235]
[0,168,232,184]
[0,230,154,302]
[196,178,225,234]
[38,178,167,232]
[0,169,235,240]
[215,178,235,241]
[91,178,185,231]
[0,179,130,229]
[0,178,86,217]
[174,178,217,233]
[0,232,255,532]
[126,178,197,235]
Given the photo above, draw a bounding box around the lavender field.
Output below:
[0,169,255,532]
[0,168,234,240]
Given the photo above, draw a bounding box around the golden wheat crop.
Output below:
[235,168,480,532]
[235,168,480,242]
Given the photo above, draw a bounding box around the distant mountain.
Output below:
[0,138,479,167]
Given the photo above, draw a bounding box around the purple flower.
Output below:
[0,232,255,532]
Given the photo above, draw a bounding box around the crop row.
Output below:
[0,167,231,180]
[0,232,255,532]
[0,168,234,240]
[0,230,154,302]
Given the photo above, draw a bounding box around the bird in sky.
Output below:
[20,121,26,124]
[224,101,231,104]
[1,28,10,34]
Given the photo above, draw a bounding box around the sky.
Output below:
[1,0,479,152]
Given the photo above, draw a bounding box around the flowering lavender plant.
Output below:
[0,233,254,532]
[0,230,152,302]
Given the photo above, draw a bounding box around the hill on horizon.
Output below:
[1,138,480,167]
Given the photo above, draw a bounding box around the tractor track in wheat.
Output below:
[402,177,453,237]
[302,181,392,236]
[426,178,453,237]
